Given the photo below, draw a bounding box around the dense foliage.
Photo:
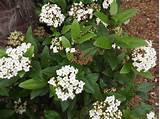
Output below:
[0,0,157,119]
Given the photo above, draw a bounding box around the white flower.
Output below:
[65,48,76,53]
[132,40,157,72]
[102,0,113,9]
[0,43,32,79]
[69,2,94,21]
[112,43,121,49]
[89,95,122,119]
[48,65,85,101]
[124,19,130,25]
[14,98,27,115]
[50,37,64,53]
[39,3,65,27]
[146,111,157,119]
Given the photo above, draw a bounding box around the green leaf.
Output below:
[94,36,112,49]
[30,61,43,80]
[26,26,38,52]
[24,46,34,59]
[53,0,66,10]
[123,108,139,119]
[133,102,152,116]
[115,35,147,48]
[0,88,9,96]
[137,82,154,93]
[83,73,102,99]
[0,79,17,88]
[18,71,26,78]
[113,8,137,24]
[71,20,80,42]
[61,25,71,34]
[19,79,47,90]
[40,46,51,68]
[79,32,96,44]
[81,25,92,35]
[44,110,61,119]
[83,73,98,93]
[105,51,121,70]
[42,66,56,78]
[137,71,154,80]
[0,49,7,58]
[120,63,132,74]
[66,53,74,61]
[61,36,71,48]
[30,88,48,99]
[61,101,70,112]
[95,11,109,24]
[0,109,14,119]
[110,0,118,15]
[43,37,52,45]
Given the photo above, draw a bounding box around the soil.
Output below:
[121,0,159,115]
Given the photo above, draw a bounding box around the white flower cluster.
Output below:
[68,2,94,22]
[39,3,65,27]
[48,65,85,101]
[132,40,157,72]
[50,37,63,53]
[50,37,76,54]
[0,43,32,79]
[14,98,27,115]
[89,95,122,119]
[146,111,157,119]
[102,0,113,9]
[7,31,25,47]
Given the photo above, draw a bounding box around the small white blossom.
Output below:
[132,40,157,72]
[48,65,85,101]
[65,48,76,53]
[50,37,63,53]
[39,3,65,27]
[146,111,157,119]
[112,43,121,49]
[14,98,27,115]
[69,2,94,22]
[89,95,122,119]
[102,0,113,9]
[0,43,32,79]
[124,19,130,25]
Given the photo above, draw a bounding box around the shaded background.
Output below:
[0,0,36,47]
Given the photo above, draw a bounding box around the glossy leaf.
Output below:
[115,35,147,48]
[113,8,137,24]
[19,79,47,90]
[94,36,112,49]
[95,11,109,24]
[110,0,118,15]
[44,110,61,119]
[71,20,80,42]
[79,32,96,44]
[61,36,71,48]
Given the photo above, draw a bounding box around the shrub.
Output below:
[0,0,157,119]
